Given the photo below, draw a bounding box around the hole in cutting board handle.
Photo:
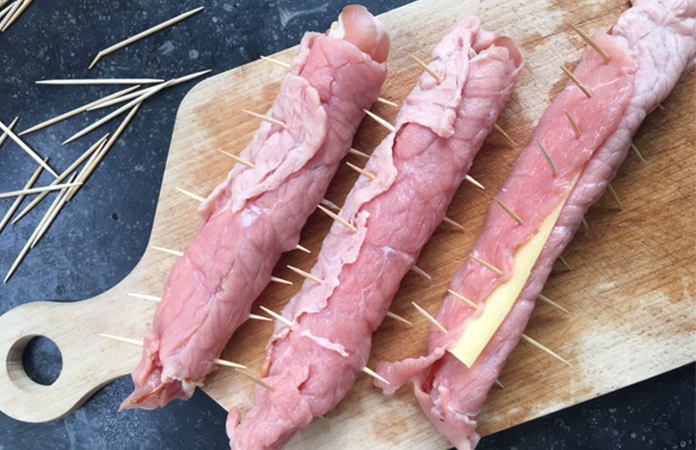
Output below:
[7,335,63,389]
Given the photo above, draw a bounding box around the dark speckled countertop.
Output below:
[0,1,693,449]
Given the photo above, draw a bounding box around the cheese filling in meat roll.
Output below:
[121,5,390,411]
[374,1,696,449]
[227,17,523,450]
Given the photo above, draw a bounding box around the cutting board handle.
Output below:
[0,285,155,423]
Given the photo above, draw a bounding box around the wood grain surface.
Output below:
[1,0,693,448]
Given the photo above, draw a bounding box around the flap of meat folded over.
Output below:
[200,33,331,220]
[271,17,496,345]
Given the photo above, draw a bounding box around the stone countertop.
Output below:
[0,0,693,449]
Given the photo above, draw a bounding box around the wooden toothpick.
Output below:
[295,244,311,254]
[630,142,646,164]
[410,264,432,281]
[0,182,81,200]
[4,183,71,283]
[236,369,275,391]
[241,109,286,128]
[362,366,390,385]
[270,276,293,285]
[566,20,611,62]
[1,0,32,31]
[287,265,323,285]
[375,97,398,107]
[447,289,477,309]
[560,65,593,98]
[348,148,370,159]
[606,183,623,210]
[537,294,570,314]
[493,123,516,146]
[0,0,21,31]
[470,254,504,277]
[0,120,58,177]
[558,255,572,271]
[31,175,76,248]
[386,311,412,326]
[249,313,272,322]
[0,161,43,236]
[151,245,184,257]
[67,103,141,201]
[19,86,140,136]
[465,174,485,190]
[320,198,340,212]
[493,197,524,225]
[63,81,171,145]
[520,333,571,366]
[99,333,247,369]
[14,135,109,224]
[581,216,589,230]
[260,55,291,69]
[564,110,582,137]
[346,161,376,181]
[0,2,17,23]
[88,71,211,111]
[176,187,206,203]
[128,293,161,302]
[218,149,255,168]
[536,139,558,175]
[411,55,443,83]
[259,305,296,328]
[90,6,205,69]
[317,204,358,233]
[442,216,465,231]
[495,379,505,389]
[37,78,163,85]
[363,109,396,132]
[412,302,448,334]
[0,116,19,149]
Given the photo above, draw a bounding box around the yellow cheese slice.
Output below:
[449,176,579,367]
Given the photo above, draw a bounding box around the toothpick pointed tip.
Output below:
[492,123,517,146]
[385,311,413,326]
[412,301,448,334]
[316,204,358,233]
[470,254,504,277]
[376,97,399,108]
[362,366,390,385]
[295,244,311,254]
[521,334,572,366]
[89,52,102,69]
[410,54,443,83]
[448,289,478,309]
[259,305,296,328]
[270,276,293,286]
[537,294,571,314]
[442,216,465,231]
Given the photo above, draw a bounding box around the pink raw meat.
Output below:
[227,17,523,450]
[121,12,389,410]
[375,1,696,449]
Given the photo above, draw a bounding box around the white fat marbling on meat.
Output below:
[300,330,349,357]
[241,205,262,227]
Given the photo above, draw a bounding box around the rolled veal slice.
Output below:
[375,1,696,449]
[227,17,523,450]
[121,5,390,411]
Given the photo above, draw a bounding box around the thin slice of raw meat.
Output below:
[375,1,696,449]
[227,17,523,450]
[121,6,389,411]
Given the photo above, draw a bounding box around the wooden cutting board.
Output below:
[1,0,694,447]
